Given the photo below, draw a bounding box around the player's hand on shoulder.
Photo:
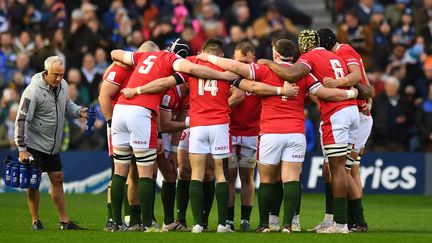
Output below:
[197,53,209,62]
[257,59,270,65]
[223,71,239,81]
[284,83,299,97]
[121,88,136,99]
[361,101,372,115]
[323,77,339,88]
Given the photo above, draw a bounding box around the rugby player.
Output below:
[108,38,236,232]
[255,30,360,233]
[198,37,359,233]
[311,28,373,232]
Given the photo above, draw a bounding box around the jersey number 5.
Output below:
[329,59,345,79]
[198,79,218,96]
[138,55,157,74]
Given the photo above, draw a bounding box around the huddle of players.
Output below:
[98,27,373,234]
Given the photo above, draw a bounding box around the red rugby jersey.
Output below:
[251,62,319,134]
[297,47,357,121]
[176,56,231,127]
[230,91,261,136]
[116,51,182,114]
[335,44,370,116]
[102,63,133,107]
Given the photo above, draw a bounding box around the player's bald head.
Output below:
[138,41,160,52]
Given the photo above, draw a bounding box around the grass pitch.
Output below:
[0,193,431,242]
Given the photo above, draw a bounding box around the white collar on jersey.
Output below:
[311,47,326,52]
[176,85,182,97]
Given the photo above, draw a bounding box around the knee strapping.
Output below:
[345,156,355,170]
[134,149,157,166]
[113,149,133,164]
[324,144,348,158]
[354,155,361,165]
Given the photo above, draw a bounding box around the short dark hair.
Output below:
[202,38,224,55]
[234,42,255,56]
[272,38,296,61]
[345,9,358,19]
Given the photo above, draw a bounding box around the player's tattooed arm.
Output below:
[234,78,299,97]
[257,59,309,83]
[197,53,252,79]
[173,59,238,81]
[228,87,245,107]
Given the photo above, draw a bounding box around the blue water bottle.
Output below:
[29,159,42,190]
[10,158,20,188]
[85,105,96,136]
[3,154,13,186]
[19,159,30,189]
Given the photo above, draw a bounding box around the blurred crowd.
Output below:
[1,0,432,153]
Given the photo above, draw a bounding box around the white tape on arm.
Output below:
[346,90,355,99]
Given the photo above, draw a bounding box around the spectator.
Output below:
[8,0,27,35]
[224,25,248,58]
[23,3,42,32]
[370,6,392,69]
[0,32,18,87]
[337,10,374,70]
[414,0,432,35]
[372,76,409,152]
[125,30,144,51]
[80,53,102,103]
[103,0,124,31]
[14,30,35,54]
[64,9,98,68]
[252,3,297,39]
[416,82,432,151]
[353,0,378,25]
[94,48,109,76]
[415,56,432,100]
[14,52,34,86]
[385,0,411,28]
[31,33,55,71]
[0,102,18,149]
[128,0,159,40]
[392,8,416,47]
[81,2,97,22]
[67,68,89,106]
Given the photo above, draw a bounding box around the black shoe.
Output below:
[202,222,210,232]
[32,220,44,231]
[59,221,83,230]
[349,223,369,233]
[226,220,235,231]
[103,219,115,231]
[255,224,270,233]
[240,219,250,232]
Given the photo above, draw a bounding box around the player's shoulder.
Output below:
[336,44,358,56]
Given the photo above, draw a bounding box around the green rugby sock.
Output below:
[152,180,156,221]
[123,184,130,217]
[139,178,155,227]
[216,182,229,225]
[190,180,203,226]
[110,174,126,225]
[202,180,215,225]
[295,183,302,215]
[241,205,252,221]
[325,183,333,214]
[258,183,273,227]
[333,197,347,224]
[227,206,235,221]
[349,198,366,226]
[161,181,176,224]
[129,205,141,225]
[270,181,283,216]
[176,179,190,223]
[107,203,113,220]
[283,181,300,226]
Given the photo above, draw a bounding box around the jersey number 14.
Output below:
[198,79,218,96]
